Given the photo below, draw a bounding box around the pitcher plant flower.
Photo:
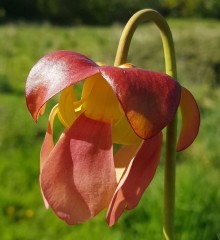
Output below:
[25,50,200,226]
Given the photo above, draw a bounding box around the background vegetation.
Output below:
[0,17,220,239]
[1,0,220,25]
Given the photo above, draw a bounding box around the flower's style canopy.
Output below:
[26,50,200,226]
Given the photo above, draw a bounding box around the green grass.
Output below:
[0,19,220,239]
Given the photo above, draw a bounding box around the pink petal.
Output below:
[100,67,181,139]
[177,87,200,151]
[26,50,99,121]
[107,132,163,226]
[40,105,58,208]
[40,114,117,225]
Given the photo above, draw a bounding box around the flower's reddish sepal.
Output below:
[26,50,99,121]
[100,67,181,139]
[40,114,117,225]
[177,87,200,151]
[106,132,162,226]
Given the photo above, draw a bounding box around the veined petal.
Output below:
[40,114,117,225]
[177,87,200,151]
[107,132,163,226]
[26,50,99,121]
[100,67,181,139]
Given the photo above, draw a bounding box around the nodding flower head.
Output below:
[25,50,200,226]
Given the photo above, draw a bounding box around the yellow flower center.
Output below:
[57,63,141,145]
[81,73,123,124]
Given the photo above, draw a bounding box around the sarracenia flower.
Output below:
[25,50,200,226]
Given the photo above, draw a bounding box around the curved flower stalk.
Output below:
[112,9,200,239]
[25,50,199,226]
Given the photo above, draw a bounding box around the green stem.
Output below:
[114,9,178,240]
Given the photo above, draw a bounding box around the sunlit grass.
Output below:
[0,19,220,239]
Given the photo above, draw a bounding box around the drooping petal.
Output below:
[107,132,163,226]
[40,104,58,208]
[26,50,99,121]
[100,67,181,139]
[176,87,200,151]
[40,114,117,225]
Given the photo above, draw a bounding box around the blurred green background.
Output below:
[1,0,220,25]
[0,1,220,239]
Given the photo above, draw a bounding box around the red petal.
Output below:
[40,114,117,225]
[177,87,200,151]
[26,50,99,121]
[100,67,181,139]
[106,132,163,226]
